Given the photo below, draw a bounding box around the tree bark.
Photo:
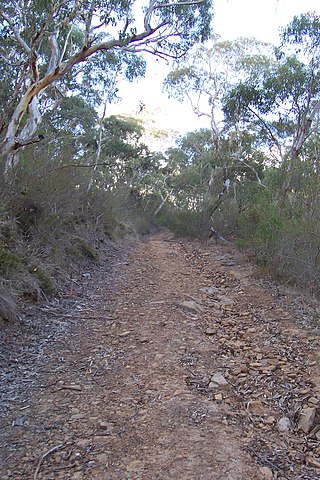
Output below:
[0,29,156,160]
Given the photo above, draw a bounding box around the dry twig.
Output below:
[34,443,66,480]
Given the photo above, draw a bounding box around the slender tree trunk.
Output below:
[280,100,320,206]
[87,100,108,192]
[153,193,171,217]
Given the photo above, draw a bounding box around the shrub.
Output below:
[0,248,21,274]
[157,208,207,237]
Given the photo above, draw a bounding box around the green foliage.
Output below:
[29,266,56,294]
[67,238,99,261]
[223,12,320,192]
[0,0,213,158]
[157,208,207,238]
[0,248,21,274]
[280,12,320,51]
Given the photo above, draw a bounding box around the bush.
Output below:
[157,208,207,237]
[275,220,320,293]
[0,248,21,274]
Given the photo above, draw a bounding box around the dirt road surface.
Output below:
[1,233,320,479]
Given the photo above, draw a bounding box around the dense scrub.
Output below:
[0,135,156,321]
[157,160,320,296]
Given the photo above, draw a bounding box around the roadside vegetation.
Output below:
[0,2,320,322]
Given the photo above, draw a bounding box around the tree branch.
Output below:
[47,31,60,74]
[247,105,284,161]
[155,0,205,8]
[0,10,31,53]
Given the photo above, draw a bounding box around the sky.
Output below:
[108,0,320,150]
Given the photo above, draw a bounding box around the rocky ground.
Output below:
[0,232,320,480]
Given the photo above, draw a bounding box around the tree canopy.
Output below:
[0,0,213,170]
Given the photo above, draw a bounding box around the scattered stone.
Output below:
[126,460,142,471]
[214,393,223,401]
[12,416,27,427]
[308,396,319,406]
[247,400,265,414]
[96,453,109,464]
[208,372,228,389]
[306,455,320,469]
[139,337,149,343]
[71,413,87,420]
[98,421,113,431]
[249,362,262,368]
[119,331,131,337]
[200,286,219,295]
[299,388,311,395]
[298,407,317,434]
[71,473,82,480]
[178,300,205,315]
[173,388,185,396]
[262,366,277,374]
[277,417,292,432]
[258,466,273,479]
[264,416,275,425]
[247,327,256,333]
[59,384,82,392]
[205,328,216,336]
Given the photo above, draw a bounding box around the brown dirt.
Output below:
[1,232,320,479]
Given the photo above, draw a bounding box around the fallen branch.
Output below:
[34,444,66,480]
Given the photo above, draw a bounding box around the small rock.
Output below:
[308,396,319,406]
[249,362,262,368]
[277,417,292,432]
[298,407,317,434]
[179,300,205,315]
[214,393,223,401]
[299,388,311,395]
[247,327,256,333]
[247,400,265,414]
[119,331,131,337]
[265,416,276,425]
[306,455,320,469]
[71,413,87,420]
[209,372,228,389]
[12,416,27,427]
[205,328,216,336]
[173,388,185,396]
[97,421,114,434]
[60,384,82,391]
[96,453,109,464]
[200,286,219,295]
[71,473,82,480]
[258,466,273,479]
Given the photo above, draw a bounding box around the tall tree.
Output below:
[223,12,320,203]
[164,36,270,148]
[164,37,269,212]
[0,0,212,171]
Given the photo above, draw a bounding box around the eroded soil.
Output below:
[1,232,320,479]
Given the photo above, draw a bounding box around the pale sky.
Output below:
[108,0,320,150]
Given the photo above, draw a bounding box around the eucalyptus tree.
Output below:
[99,115,157,189]
[223,12,320,202]
[164,36,271,147]
[164,36,271,209]
[0,0,212,172]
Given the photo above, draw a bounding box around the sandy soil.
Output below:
[1,232,320,479]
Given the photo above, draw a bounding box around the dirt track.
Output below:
[1,233,320,479]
